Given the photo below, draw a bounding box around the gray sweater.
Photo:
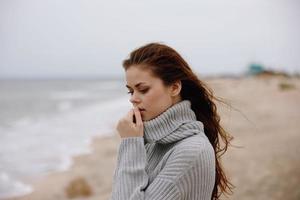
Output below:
[110,100,215,200]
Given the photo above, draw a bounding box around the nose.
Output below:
[129,92,141,105]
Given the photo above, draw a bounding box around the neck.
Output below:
[143,100,205,144]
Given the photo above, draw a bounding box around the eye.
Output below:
[127,88,149,95]
[140,88,149,94]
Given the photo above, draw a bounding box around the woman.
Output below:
[110,43,233,200]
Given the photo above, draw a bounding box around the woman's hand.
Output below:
[116,106,144,138]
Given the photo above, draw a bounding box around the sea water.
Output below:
[0,78,132,199]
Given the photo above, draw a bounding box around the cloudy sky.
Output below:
[0,0,299,79]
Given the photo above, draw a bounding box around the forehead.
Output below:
[125,66,159,86]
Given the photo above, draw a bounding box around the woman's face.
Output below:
[125,65,181,121]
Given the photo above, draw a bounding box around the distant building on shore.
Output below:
[247,63,265,75]
[246,63,290,78]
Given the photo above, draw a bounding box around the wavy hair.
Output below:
[122,42,234,199]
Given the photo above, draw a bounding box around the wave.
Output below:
[0,95,131,199]
[0,172,33,199]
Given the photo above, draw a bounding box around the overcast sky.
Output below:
[0,0,299,79]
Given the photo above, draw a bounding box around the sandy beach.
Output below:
[4,76,300,200]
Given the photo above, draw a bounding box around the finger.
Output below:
[124,109,134,120]
[133,107,143,126]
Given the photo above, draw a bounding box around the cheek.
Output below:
[144,88,170,108]
[144,91,171,120]
[144,88,163,102]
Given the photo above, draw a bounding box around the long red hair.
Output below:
[123,42,234,199]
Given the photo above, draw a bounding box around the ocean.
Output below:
[0,78,132,199]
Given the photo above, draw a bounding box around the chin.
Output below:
[143,115,155,122]
[142,116,150,122]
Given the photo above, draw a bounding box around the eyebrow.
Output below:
[126,82,147,89]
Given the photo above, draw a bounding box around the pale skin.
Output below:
[116,65,182,138]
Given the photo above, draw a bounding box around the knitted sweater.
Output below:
[110,100,215,200]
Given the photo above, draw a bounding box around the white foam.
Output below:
[0,172,33,199]
[0,95,132,198]
[58,156,74,172]
[57,101,72,112]
[13,117,33,127]
[49,91,91,100]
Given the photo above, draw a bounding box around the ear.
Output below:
[170,80,182,97]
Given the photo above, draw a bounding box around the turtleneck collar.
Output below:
[143,100,205,144]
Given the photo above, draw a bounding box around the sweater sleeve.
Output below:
[109,137,215,200]
[109,137,181,200]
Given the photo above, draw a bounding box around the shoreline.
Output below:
[3,77,300,200]
[2,132,121,200]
